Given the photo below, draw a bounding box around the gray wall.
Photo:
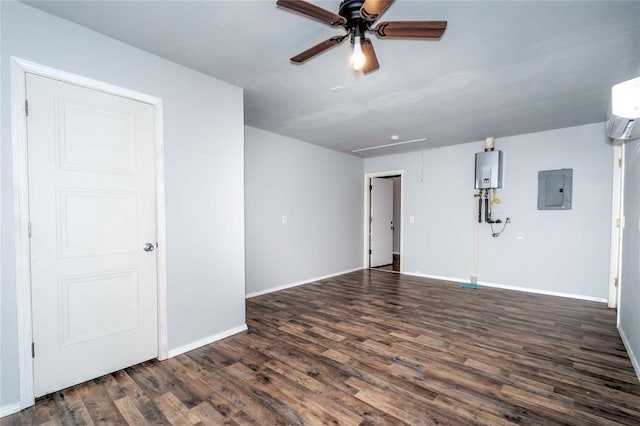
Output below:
[619,136,640,376]
[1,2,246,408]
[245,126,363,296]
[391,177,401,254]
[365,123,613,300]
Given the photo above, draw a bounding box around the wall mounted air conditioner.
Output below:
[607,76,640,140]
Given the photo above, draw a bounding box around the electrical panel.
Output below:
[474,150,503,189]
[538,169,573,210]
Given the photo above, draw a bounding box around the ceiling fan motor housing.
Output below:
[339,0,370,41]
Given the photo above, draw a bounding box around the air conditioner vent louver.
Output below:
[607,76,640,141]
[607,116,638,140]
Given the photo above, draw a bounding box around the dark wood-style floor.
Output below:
[372,254,400,272]
[4,270,640,425]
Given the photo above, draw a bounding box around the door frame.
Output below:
[363,170,404,271]
[608,142,624,309]
[10,57,168,409]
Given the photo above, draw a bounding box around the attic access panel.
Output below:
[538,169,573,210]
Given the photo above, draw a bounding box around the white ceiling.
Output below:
[25,1,640,157]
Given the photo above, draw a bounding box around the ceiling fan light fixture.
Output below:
[277,0,447,74]
[351,36,366,71]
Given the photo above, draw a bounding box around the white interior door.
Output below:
[27,73,158,397]
[370,177,393,267]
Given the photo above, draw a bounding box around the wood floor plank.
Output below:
[33,395,59,424]
[189,401,236,425]
[51,386,95,425]
[95,373,127,402]
[386,360,562,425]
[77,379,127,424]
[226,361,354,425]
[169,355,242,420]
[153,392,201,425]
[114,396,148,426]
[4,270,640,425]
[111,370,171,425]
[500,384,574,416]
[352,385,455,425]
[179,355,291,425]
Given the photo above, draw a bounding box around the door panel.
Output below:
[60,270,139,346]
[57,189,138,256]
[370,177,394,267]
[27,73,158,397]
[55,100,137,174]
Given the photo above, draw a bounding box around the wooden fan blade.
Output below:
[277,0,346,26]
[290,35,348,63]
[361,39,379,74]
[376,21,447,38]
[360,0,393,22]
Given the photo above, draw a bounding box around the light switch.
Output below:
[409,216,415,223]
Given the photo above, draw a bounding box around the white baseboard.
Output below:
[246,267,364,299]
[402,271,608,303]
[0,402,21,418]
[167,324,248,358]
[618,325,640,383]
[393,251,400,255]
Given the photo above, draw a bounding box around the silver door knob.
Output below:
[143,243,155,252]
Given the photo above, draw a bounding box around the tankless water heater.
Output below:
[474,150,503,189]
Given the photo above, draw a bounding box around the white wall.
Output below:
[1,2,245,409]
[619,137,640,378]
[365,123,613,300]
[245,126,363,296]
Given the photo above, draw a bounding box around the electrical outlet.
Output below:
[282,215,287,224]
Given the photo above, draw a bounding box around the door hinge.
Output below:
[616,218,620,228]
[31,342,35,358]
[28,222,32,238]
[369,249,372,255]
[369,184,372,191]
[25,100,29,117]
[614,277,619,288]
[618,158,623,168]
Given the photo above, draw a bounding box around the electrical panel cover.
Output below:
[538,169,573,210]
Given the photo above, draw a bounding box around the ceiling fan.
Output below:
[276,0,447,74]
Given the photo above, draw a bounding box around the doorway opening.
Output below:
[364,171,403,273]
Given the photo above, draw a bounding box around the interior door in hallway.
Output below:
[370,177,393,267]
[26,73,159,397]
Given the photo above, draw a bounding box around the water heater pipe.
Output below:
[472,192,480,284]
[484,137,495,151]
[484,190,490,222]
